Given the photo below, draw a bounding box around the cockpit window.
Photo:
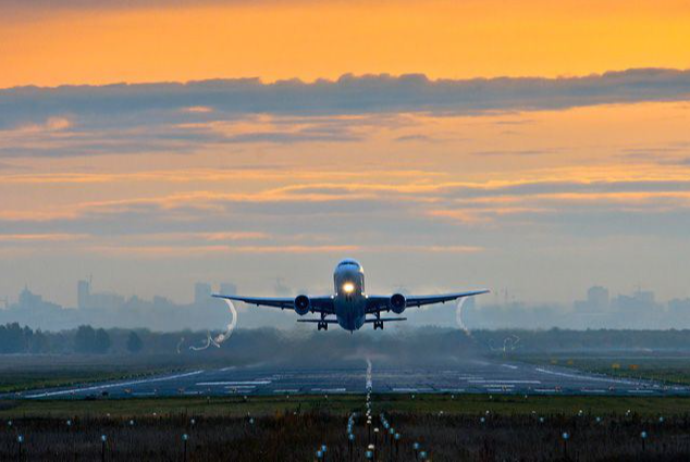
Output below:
[337,259,362,270]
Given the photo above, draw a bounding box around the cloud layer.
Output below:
[3,69,690,124]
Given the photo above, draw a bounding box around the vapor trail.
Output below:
[189,299,238,351]
[189,331,213,351]
[176,336,185,354]
[455,298,472,336]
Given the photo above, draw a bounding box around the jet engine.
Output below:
[294,295,310,315]
[390,293,406,314]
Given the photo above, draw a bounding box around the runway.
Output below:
[16,357,690,399]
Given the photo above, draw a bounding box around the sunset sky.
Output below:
[1,0,690,307]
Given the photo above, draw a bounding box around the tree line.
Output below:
[0,323,142,355]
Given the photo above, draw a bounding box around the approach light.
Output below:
[343,282,355,294]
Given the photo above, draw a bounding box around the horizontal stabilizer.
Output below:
[296,319,339,324]
[364,317,407,323]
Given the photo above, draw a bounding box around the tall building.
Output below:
[77,279,124,310]
[77,280,90,309]
[194,282,212,305]
[587,286,610,311]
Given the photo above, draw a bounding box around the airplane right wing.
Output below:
[212,294,335,314]
[365,289,489,313]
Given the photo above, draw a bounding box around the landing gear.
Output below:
[373,321,384,330]
[317,322,329,331]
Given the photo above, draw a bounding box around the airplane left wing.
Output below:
[212,294,335,314]
[366,290,489,313]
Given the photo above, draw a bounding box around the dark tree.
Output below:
[0,323,29,353]
[29,330,50,354]
[94,328,111,354]
[126,331,143,354]
[74,325,96,353]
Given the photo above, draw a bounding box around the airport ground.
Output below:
[2,330,690,460]
[1,395,690,461]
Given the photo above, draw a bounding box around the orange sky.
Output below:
[2,0,690,88]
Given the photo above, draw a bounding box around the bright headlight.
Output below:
[343,282,355,293]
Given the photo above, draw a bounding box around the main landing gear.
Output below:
[317,321,329,331]
[373,321,384,330]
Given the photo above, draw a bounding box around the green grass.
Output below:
[2,394,688,419]
[0,353,245,393]
[514,353,690,386]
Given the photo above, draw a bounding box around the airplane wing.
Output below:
[366,289,489,313]
[212,294,335,314]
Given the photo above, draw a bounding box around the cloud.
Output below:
[2,69,690,158]
[3,69,690,123]
[2,177,690,241]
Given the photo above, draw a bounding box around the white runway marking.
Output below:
[26,370,205,399]
[469,380,540,385]
[196,381,272,386]
[535,368,641,385]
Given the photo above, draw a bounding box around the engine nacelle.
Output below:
[390,293,406,314]
[294,295,310,316]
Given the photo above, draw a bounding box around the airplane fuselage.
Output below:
[333,259,368,331]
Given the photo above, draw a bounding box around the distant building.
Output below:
[16,286,61,313]
[76,279,125,310]
[77,280,90,309]
[669,298,690,316]
[612,289,656,314]
[574,285,609,313]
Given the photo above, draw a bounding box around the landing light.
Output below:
[343,282,355,294]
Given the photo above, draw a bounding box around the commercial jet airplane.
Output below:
[213,259,489,332]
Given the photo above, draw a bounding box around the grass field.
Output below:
[2,394,689,419]
[514,352,690,386]
[0,353,244,393]
[1,395,689,461]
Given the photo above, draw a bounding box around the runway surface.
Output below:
[15,357,690,399]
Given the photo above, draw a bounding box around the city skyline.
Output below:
[1,277,688,332]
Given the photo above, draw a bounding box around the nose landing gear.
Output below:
[317,322,329,331]
[373,321,384,330]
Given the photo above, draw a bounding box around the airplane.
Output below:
[213,259,489,332]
